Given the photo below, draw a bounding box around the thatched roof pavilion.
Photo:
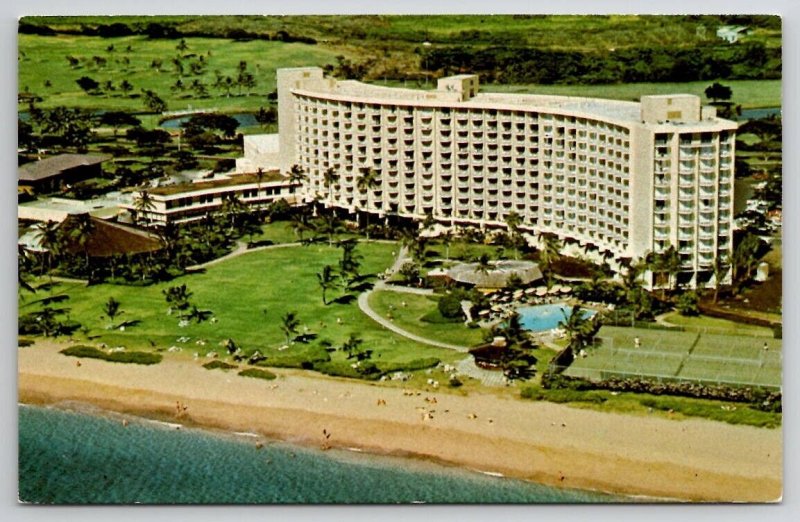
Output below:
[58,214,164,258]
[446,260,543,289]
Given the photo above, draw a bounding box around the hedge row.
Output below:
[541,370,781,412]
[60,345,162,365]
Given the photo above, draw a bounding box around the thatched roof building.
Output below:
[446,260,543,289]
[58,214,163,258]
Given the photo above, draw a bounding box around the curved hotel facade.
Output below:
[276,67,737,287]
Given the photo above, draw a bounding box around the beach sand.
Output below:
[18,340,782,502]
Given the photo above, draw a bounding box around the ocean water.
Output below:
[517,304,597,333]
[19,404,622,504]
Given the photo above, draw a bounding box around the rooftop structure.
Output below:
[261,67,738,288]
[121,171,299,226]
[57,214,163,258]
[18,154,111,192]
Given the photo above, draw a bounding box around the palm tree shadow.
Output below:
[347,281,374,293]
[29,294,70,306]
[116,319,142,329]
[331,294,357,305]
[293,333,318,344]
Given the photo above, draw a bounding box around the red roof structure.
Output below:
[58,214,164,258]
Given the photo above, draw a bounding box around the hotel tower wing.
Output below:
[268,67,737,288]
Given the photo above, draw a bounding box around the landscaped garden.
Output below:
[367,290,487,348]
[19,240,466,379]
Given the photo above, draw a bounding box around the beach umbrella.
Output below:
[536,287,548,296]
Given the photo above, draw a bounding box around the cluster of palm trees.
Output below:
[316,239,366,305]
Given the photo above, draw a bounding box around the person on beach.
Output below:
[634,336,641,349]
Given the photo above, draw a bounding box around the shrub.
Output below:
[378,357,441,374]
[255,345,331,369]
[60,345,162,365]
[313,361,382,380]
[676,291,700,316]
[238,368,277,380]
[438,293,464,319]
[520,387,607,404]
[203,360,238,370]
[18,337,34,347]
[420,309,461,324]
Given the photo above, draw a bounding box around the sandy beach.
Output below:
[18,340,782,502]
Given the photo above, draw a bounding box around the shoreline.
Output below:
[18,340,782,502]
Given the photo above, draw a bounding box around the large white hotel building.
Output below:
[251,67,737,287]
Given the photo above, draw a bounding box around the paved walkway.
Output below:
[455,357,508,387]
[356,245,471,352]
[186,241,301,270]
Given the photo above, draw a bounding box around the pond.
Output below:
[159,113,260,129]
[736,107,781,121]
[516,304,596,332]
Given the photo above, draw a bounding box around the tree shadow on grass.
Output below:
[330,294,357,305]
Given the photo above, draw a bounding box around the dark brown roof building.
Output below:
[18,154,111,193]
[58,214,163,258]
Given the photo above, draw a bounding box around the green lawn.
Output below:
[18,34,343,112]
[662,312,776,337]
[247,221,302,245]
[20,241,464,370]
[368,290,487,348]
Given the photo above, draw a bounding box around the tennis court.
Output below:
[566,326,782,390]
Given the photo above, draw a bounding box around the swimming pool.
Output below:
[516,304,596,332]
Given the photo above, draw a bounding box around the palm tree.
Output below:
[711,255,728,304]
[290,209,313,242]
[662,245,682,295]
[103,296,123,327]
[317,265,336,305]
[220,193,246,233]
[356,167,380,238]
[288,164,307,186]
[504,211,522,260]
[440,230,454,261]
[314,213,342,246]
[732,233,761,291]
[33,220,61,278]
[558,305,596,350]
[280,311,301,345]
[70,214,95,270]
[475,253,493,276]
[538,233,562,284]
[322,166,340,208]
[337,239,362,287]
[18,245,36,295]
[133,191,156,227]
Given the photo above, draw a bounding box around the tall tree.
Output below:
[711,254,728,304]
[317,265,336,305]
[33,220,61,278]
[133,191,156,227]
[538,233,562,283]
[142,89,167,113]
[69,214,95,269]
[504,211,523,260]
[322,166,340,208]
[103,296,123,326]
[356,167,380,238]
[280,311,301,345]
[704,82,733,104]
[475,253,493,276]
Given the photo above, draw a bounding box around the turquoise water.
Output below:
[517,304,596,332]
[19,404,621,504]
